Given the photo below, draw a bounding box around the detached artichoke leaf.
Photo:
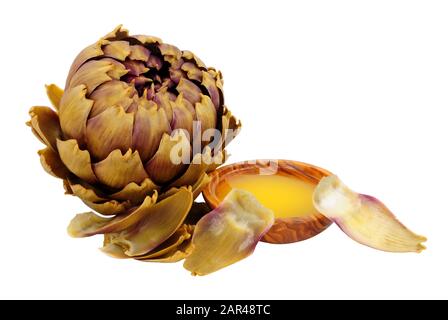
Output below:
[107,187,193,257]
[68,192,158,237]
[313,175,427,253]
[45,84,64,111]
[183,189,274,276]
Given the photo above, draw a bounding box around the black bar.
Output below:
[0,300,439,318]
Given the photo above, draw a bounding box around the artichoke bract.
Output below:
[27,25,240,263]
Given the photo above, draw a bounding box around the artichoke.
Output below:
[27,25,240,262]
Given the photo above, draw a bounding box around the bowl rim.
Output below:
[202,159,332,214]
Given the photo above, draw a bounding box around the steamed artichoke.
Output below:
[27,25,240,262]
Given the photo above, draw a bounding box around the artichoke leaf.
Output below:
[210,107,241,155]
[103,40,131,61]
[313,175,427,253]
[82,199,131,216]
[182,50,206,69]
[93,149,148,189]
[201,71,220,109]
[110,178,159,204]
[145,242,193,263]
[57,139,98,184]
[195,95,217,147]
[183,189,274,276]
[169,147,213,187]
[176,78,202,105]
[160,172,210,202]
[86,106,134,160]
[144,130,191,184]
[108,187,193,257]
[129,45,150,62]
[38,147,69,179]
[159,43,182,64]
[67,192,158,237]
[64,24,127,87]
[181,62,203,82]
[68,180,107,203]
[135,224,193,261]
[101,234,129,259]
[89,80,136,118]
[192,173,211,199]
[65,40,107,88]
[132,103,171,163]
[27,106,62,151]
[132,34,162,45]
[170,94,194,137]
[69,182,134,215]
[58,85,93,145]
[67,60,127,95]
[45,84,64,111]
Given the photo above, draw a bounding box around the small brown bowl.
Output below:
[202,160,332,244]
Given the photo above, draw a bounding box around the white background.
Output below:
[1,0,447,299]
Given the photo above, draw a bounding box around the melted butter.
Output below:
[217,174,318,218]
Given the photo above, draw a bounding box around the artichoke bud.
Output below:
[28,25,241,262]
